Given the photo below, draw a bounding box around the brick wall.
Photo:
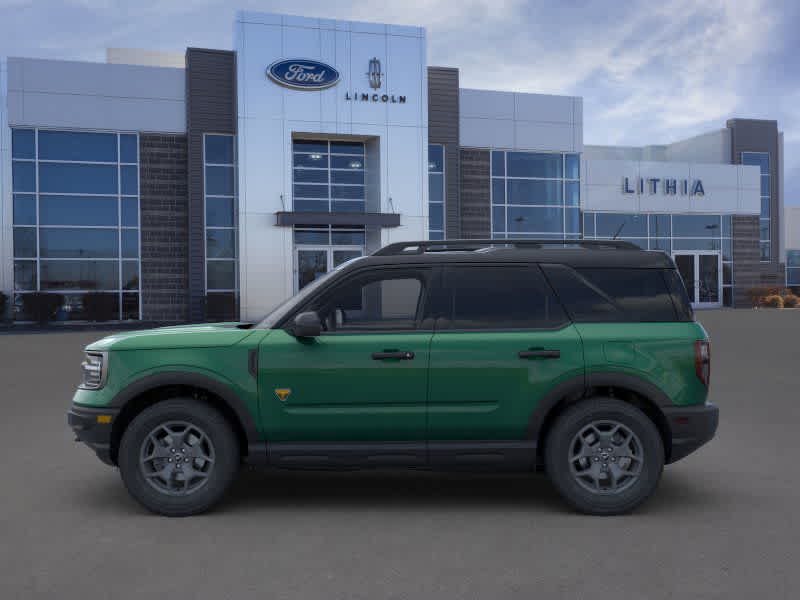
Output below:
[459,149,490,238]
[139,134,189,321]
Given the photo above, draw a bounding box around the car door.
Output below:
[427,264,584,442]
[258,266,435,444]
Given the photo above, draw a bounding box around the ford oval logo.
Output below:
[267,59,340,90]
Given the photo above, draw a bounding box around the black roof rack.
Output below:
[373,238,641,256]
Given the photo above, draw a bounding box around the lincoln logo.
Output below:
[266,59,340,90]
[367,57,382,89]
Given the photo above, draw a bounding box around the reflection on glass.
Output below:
[298,250,327,290]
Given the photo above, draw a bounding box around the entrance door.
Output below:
[295,246,363,292]
[673,252,721,308]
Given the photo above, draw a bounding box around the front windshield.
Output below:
[256,255,367,328]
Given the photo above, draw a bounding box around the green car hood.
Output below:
[86,322,259,351]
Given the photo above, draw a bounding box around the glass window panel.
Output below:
[121,197,139,227]
[759,220,770,240]
[122,261,139,290]
[787,250,800,267]
[507,152,563,179]
[40,260,118,290]
[761,197,770,218]
[429,173,444,204]
[741,152,769,174]
[650,238,671,253]
[207,260,236,290]
[121,229,139,258]
[565,154,580,179]
[574,267,678,322]
[331,185,364,200]
[206,197,234,227]
[294,153,329,168]
[722,238,732,261]
[293,168,329,184]
[672,238,721,251]
[492,207,505,233]
[13,227,37,258]
[294,199,328,212]
[121,165,138,195]
[428,144,444,172]
[491,151,505,177]
[331,200,365,213]
[293,140,328,154]
[205,135,234,164]
[332,250,362,268]
[294,184,329,199]
[12,161,35,192]
[120,134,138,163]
[316,276,423,330]
[507,206,564,233]
[760,242,770,261]
[721,215,732,237]
[205,166,235,196]
[38,130,117,162]
[565,207,580,234]
[672,214,721,237]
[40,228,118,258]
[13,194,36,225]
[723,263,732,285]
[332,170,365,185]
[788,268,800,286]
[595,213,647,238]
[331,155,362,169]
[623,238,648,249]
[330,141,364,155]
[492,179,505,205]
[40,195,118,226]
[39,163,117,194]
[14,261,37,291]
[565,181,580,207]
[12,129,35,159]
[331,230,366,245]
[429,231,444,241]
[207,229,236,258]
[507,179,562,206]
[723,287,732,307]
[429,203,444,231]
[294,230,329,245]
[583,213,595,237]
[122,293,139,320]
[297,249,328,290]
[649,214,671,237]
[760,175,770,197]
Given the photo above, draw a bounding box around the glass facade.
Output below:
[583,212,734,306]
[292,140,365,213]
[11,128,140,320]
[204,134,238,310]
[742,152,770,261]
[428,144,444,240]
[293,225,365,290]
[491,150,580,239]
[787,250,800,287]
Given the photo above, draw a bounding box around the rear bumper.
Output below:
[663,402,719,464]
[67,404,119,466]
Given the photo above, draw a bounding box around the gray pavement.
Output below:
[1,309,799,599]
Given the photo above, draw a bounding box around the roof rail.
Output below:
[373,238,641,256]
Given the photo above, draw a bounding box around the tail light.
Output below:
[694,340,711,386]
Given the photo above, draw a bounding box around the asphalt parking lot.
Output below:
[1,309,799,599]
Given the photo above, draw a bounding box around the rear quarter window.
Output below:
[542,265,688,322]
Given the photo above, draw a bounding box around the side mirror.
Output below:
[292,311,322,338]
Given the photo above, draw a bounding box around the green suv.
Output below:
[68,239,718,516]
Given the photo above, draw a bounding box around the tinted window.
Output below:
[543,265,680,322]
[441,266,566,330]
[663,269,694,321]
[38,131,117,162]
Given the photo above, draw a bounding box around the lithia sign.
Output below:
[267,57,406,103]
[623,177,705,196]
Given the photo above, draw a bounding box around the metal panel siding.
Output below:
[459,148,490,238]
[427,67,460,239]
[186,48,237,322]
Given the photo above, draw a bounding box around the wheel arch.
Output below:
[108,372,263,466]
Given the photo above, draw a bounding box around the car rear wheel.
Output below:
[545,398,664,515]
[118,399,239,517]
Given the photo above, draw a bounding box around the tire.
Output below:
[118,398,240,517]
[544,398,664,515]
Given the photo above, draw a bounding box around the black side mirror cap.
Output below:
[292,311,322,337]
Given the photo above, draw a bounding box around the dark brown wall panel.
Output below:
[459,149,490,238]
[428,67,460,239]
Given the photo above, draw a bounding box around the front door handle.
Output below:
[518,349,560,359]
[372,351,415,360]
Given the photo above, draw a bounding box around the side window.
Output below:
[313,271,426,332]
[440,266,567,330]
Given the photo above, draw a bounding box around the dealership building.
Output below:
[0,10,791,322]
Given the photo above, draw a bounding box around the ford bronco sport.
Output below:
[68,239,718,516]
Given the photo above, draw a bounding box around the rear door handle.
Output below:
[518,349,560,359]
[372,351,415,360]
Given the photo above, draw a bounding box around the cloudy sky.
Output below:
[2,0,798,203]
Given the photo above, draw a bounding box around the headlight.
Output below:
[79,352,108,390]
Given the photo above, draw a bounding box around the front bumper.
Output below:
[67,404,120,466]
[663,402,719,464]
